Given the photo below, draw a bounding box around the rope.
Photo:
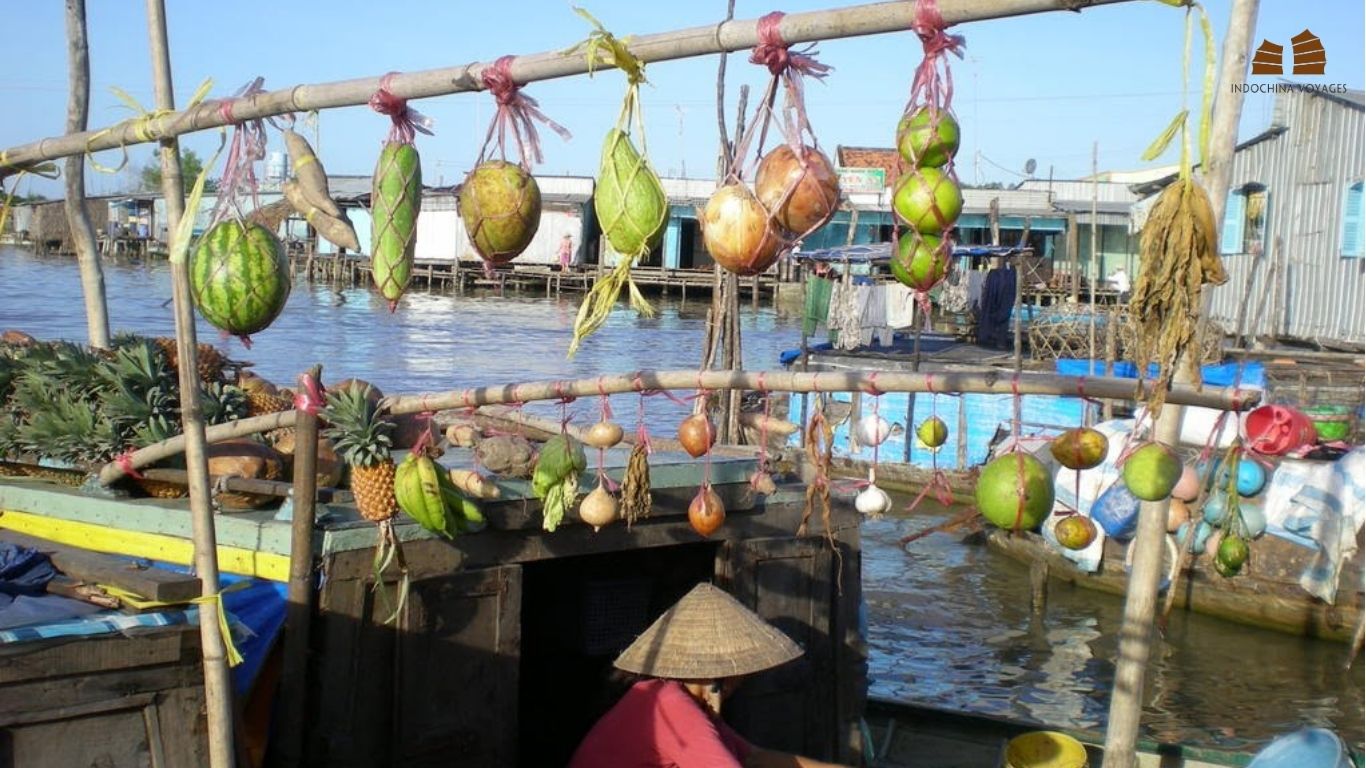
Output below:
[369,72,435,145]
[477,55,572,168]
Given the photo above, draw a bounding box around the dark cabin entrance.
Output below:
[517,542,719,767]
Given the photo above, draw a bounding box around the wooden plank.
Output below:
[0,630,187,685]
[0,509,291,581]
[0,529,201,602]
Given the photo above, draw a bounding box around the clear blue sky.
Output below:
[3,0,1362,198]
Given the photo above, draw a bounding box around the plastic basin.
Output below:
[1246,727,1352,768]
[1004,731,1088,768]
[1243,405,1318,456]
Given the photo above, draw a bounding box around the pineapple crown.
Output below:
[321,384,394,467]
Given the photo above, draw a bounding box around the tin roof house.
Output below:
[1134,87,1366,349]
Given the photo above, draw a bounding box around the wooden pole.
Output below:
[145,2,235,765]
[63,0,110,349]
[1088,141,1098,374]
[99,368,1258,485]
[0,0,1143,175]
[1066,211,1079,302]
[1101,0,1258,764]
[275,367,321,767]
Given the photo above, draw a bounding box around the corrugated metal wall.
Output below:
[1209,92,1365,346]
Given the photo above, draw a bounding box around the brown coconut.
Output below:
[205,439,286,510]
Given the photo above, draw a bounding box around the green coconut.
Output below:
[897,107,961,168]
[889,233,948,291]
[1121,442,1182,501]
[975,452,1055,531]
[892,168,963,235]
[190,220,291,336]
[460,160,542,265]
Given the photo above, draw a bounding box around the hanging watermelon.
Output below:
[190,221,290,338]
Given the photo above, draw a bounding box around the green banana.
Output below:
[415,453,458,539]
[396,452,457,538]
[437,470,486,532]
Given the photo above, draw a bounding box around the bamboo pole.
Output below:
[63,0,110,349]
[145,2,234,764]
[0,0,1139,176]
[98,368,1258,486]
[1101,0,1258,765]
[275,367,321,767]
[1088,140,1098,374]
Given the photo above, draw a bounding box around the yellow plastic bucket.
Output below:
[1004,731,1089,768]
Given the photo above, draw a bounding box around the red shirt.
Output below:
[568,679,753,768]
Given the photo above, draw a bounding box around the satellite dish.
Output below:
[1024,158,1038,176]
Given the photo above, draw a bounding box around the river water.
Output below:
[2,247,1361,754]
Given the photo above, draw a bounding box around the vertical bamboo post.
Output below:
[1088,141,1099,375]
[145,2,235,765]
[275,365,321,766]
[1066,211,1079,301]
[63,0,110,349]
[1101,0,1257,764]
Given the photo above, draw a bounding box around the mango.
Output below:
[1049,427,1108,470]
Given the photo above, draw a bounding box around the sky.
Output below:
[2,0,1362,199]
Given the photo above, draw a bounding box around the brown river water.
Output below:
[2,247,1361,754]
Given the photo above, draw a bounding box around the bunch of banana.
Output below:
[394,450,486,538]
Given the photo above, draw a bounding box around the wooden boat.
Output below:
[863,697,1251,767]
[981,527,1364,643]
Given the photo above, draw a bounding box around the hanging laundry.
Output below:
[976,264,1016,349]
[829,281,870,350]
[803,276,835,336]
[860,284,892,347]
[967,269,987,314]
[886,282,919,329]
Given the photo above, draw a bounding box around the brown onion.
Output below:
[755,144,840,236]
[700,181,785,276]
[677,413,716,458]
[688,485,726,537]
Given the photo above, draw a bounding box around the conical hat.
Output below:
[614,583,803,679]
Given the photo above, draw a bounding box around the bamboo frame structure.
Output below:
[0,0,1137,176]
[145,1,234,764]
[96,368,1259,487]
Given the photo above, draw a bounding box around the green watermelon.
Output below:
[190,220,290,336]
[890,233,948,291]
[372,141,421,308]
[459,160,541,265]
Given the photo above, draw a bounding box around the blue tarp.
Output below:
[1054,358,1266,389]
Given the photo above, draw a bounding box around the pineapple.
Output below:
[322,384,398,522]
[237,370,294,416]
[154,336,227,385]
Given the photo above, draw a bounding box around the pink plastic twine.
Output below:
[211,78,271,227]
[115,450,145,481]
[294,372,324,416]
[478,56,572,168]
[748,11,831,156]
[369,73,435,145]
[907,0,965,115]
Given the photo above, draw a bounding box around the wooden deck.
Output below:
[294,251,787,300]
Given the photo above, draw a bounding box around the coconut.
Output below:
[974,453,1054,531]
[459,160,542,265]
[754,144,840,236]
[889,233,949,292]
[892,168,963,235]
[1121,442,1182,501]
[700,181,786,276]
[897,107,961,168]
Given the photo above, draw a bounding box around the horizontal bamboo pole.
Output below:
[139,467,351,503]
[0,0,1135,175]
[98,366,1258,487]
[384,368,1259,415]
[97,409,296,486]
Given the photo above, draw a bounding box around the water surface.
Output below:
[3,247,1360,753]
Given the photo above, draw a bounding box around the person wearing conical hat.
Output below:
[568,582,851,768]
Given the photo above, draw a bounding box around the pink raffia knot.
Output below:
[750,12,832,80]
[116,450,145,481]
[211,77,270,227]
[907,0,966,115]
[369,73,435,145]
[478,56,571,168]
[294,373,324,416]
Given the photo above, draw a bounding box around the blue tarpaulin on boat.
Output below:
[1054,358,1266,389]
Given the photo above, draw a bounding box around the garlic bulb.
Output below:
[855,484,892,517]
[855,415,894,447]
